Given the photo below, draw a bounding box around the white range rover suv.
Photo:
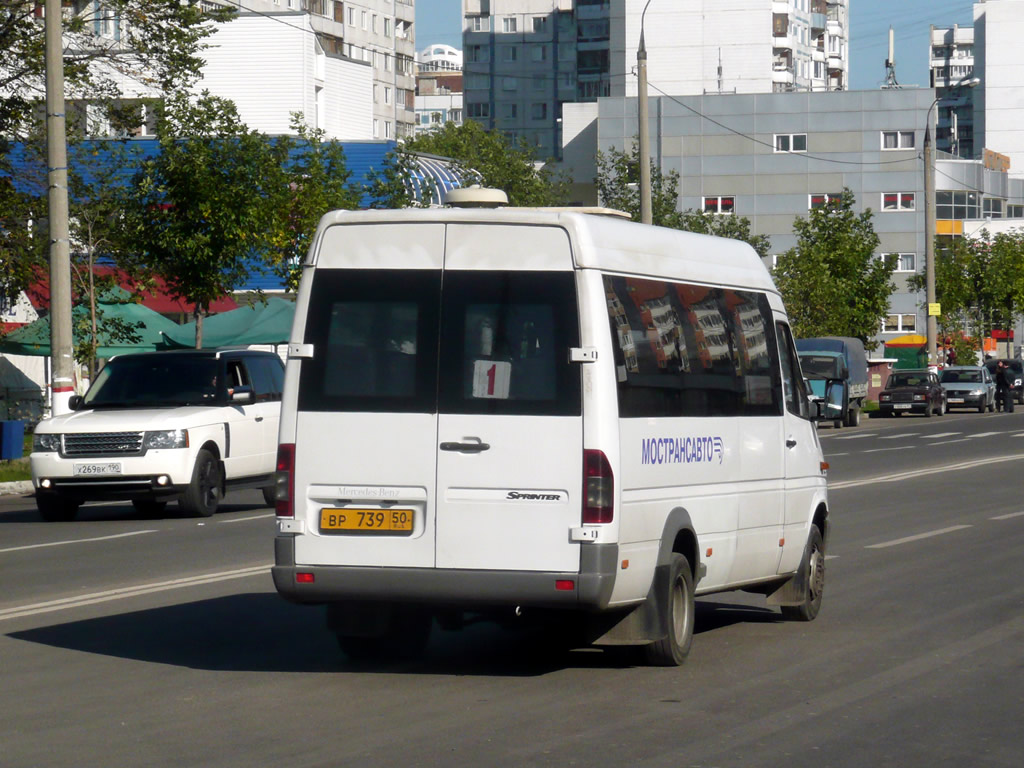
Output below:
[31,349,284,522]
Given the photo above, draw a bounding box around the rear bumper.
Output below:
[272,536,618,611]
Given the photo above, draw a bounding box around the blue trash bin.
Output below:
[0,420,25,460]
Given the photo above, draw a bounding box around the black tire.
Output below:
[833,418,842,429]
[132,499,168,517]
[782,524,825,622]
[938,399,946,415]
[925,403,933,417]
[644,553,695,666]
[262,485,276,508]
[845,407,860,427]
[988,400,996,412]
[978,401,986,413]
[334,606,433,663]
[37,496,80,522]
[180,449,222,517]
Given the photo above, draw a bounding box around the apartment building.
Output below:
[461,0,848,160]
[415,43,464,134]
[929,24,975,158]
[561,88,1024,347]
[973,0,1024,179]
[217,1,417,140]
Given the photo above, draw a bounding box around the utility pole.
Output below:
[924,126,938,367]
[45,0,74,415]
[637,20,652,226]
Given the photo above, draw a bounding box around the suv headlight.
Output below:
[33,433,61,452]
[143,429,189,450]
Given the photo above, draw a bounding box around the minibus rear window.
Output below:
[297,270,441,413]
[438,271,581,416]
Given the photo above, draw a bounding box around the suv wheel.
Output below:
[181,449,222,517]
[37,496,80,522]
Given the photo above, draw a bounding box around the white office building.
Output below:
[415,44,464,134]
[462,0,848,159]
[973,0,1024,179]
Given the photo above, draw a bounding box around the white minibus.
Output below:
[272,193,830,665]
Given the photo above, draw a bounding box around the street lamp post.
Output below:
[924,77,980,367]
[637,0,653,225]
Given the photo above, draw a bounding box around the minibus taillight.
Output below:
[275,443,295,518]
[583,449,614,524]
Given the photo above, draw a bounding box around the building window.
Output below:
[466,45,486,63]
[361,10,367,30]
[503,77,518,91]
[774,133,807,152]
[502,46,518,62]
[347,6,355,26]
[450,109,462,122]
[503,103,517,119]
[469,16,489,32]
[373,118,379,138]
[983,198,1005,218]
[809,193,842,209]
[467,102,490,118]
[532,45,548,62]
[531,103,548,120]
[558,42,574,61]
[882,130,915,149]
[384,87,391,105]
[703,196,735,214]
[883,314,917,333]
[384,18,391,37]
[1009,204,1024,218]
[937,190,980,219]
[532,75,545,91]
[533,17,547,33]
[892,253,917,272]
[882,192,916,211]
[503,17,518,33]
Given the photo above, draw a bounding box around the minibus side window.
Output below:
[775,321,810,418]
[604,275,781,418]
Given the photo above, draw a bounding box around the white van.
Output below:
[272,196,830,665]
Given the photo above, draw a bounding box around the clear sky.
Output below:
[414,0,979,91]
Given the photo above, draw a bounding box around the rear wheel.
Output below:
[180,449,222,517]
[781,525,825,622]
[37,496,80,522]
[644,553,695,666]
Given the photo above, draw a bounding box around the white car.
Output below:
[31,349,283,521]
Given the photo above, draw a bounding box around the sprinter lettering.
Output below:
[506,491,563,501]
[640,436,724,465]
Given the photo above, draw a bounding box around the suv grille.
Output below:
[63,432,144,457]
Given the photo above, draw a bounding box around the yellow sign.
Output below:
[928,303,941,317]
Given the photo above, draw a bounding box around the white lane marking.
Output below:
[970,432,1002,438]
[930,439,971,446]
[0,565,271,622]
[861,446,908,454]
[923,432,961,439]
[217,513,275,524]
[991,511,1024,520]
[833,433,878,440]
[1013,433,1024,437]
[866,525,972,549]
[829,452,1024,490]
[0,530,158,554]
[880,433,919,439]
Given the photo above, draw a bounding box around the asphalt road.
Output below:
[2,411,1023,768]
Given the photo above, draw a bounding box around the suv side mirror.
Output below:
[230,385,255,404]
[68,395,83,411]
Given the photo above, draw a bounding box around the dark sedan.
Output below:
[878,369,947,417]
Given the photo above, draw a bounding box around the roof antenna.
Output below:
[883,26,901,89]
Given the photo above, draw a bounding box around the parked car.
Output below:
[877,369,946,417]
[983,358,1024,404]
[30,349,284,522]
[939,365,996,413]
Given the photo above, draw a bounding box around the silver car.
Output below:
[939,365,996,413]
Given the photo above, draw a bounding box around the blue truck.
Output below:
[795,336,869,428]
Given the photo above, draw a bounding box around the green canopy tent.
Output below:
[0,289,180,358]
[160,297,295,349]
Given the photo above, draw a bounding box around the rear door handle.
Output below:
[440,441,491,453]
[786,438,797,448]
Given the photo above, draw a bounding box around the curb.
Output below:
[0,481,33,496]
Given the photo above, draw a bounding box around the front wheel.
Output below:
[644,553,695,666]
[180,449,222,517]
[781,524,825,622]
[37,496,80,522]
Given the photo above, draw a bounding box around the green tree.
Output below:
[400,121,568,206]
[0,1,234,137]
[773,188,894,347]
[274,115,362,291]
[0,144,47,307]
[364,148,438,210]
[594,144,770,257]
[124,91,289,347]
